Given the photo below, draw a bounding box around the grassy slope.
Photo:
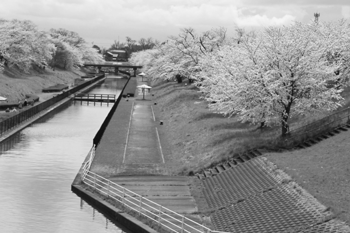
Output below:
[0,67,85,120]
[265,134,350,224]
[152,79,350,224]
[152,81,301,174]
[0,67,84,102]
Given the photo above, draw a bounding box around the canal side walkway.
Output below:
[89,77,204,231]
[91,77,176,176]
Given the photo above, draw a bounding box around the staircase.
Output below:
[109,175,206,232]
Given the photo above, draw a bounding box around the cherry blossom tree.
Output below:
[130,42,180,82]
[80,45,104,64]
[0,19,55,72]
[130,27,228,83]
[168,27,227,81]
[49,28,102,69]
[199,21,349,136]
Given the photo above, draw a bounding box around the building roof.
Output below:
[109,50,126,54]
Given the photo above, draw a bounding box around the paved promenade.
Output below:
[91,77,170,176]
[90,76,203,230]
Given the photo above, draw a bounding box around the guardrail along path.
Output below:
[109,176,202,230]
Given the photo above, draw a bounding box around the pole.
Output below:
[139,195,142,216]
[94,173,96,190]
[158,205,162,227]
[122,188,125,206]
[181,216,184,233]
[107,180,110,198]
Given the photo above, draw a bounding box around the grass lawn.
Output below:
[265,132,350,224]
[152,80,325,174]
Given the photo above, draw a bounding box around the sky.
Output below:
[0,0,350,48]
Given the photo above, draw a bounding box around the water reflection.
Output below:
[79,198,130,233]
[0,77,128,233]
[0,132,22,155]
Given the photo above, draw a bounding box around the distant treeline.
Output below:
[0,19,103,72]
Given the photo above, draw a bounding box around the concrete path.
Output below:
[90,77,203,232]
[124,102,163,164]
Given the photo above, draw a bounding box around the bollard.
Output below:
[160,121,163,125]
[154,103,157,105]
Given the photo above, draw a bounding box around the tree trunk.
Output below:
[176,74,182,83]
[258,121,266,129]
[281,114,290,136]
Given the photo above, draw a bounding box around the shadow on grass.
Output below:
[155,83,196,99]
[210,130,253,147]
[210,125,281,148]
[210,121,252,131]
[152,80,175,90]
[164,91,201,107]
[156,88,181,100]
[194,112,226,121]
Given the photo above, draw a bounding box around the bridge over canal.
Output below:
[84,63,142,77]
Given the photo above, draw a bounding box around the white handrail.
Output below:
[80,147,230,233]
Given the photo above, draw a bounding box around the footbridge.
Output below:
[73,93,116,104]
[84,63,142,77]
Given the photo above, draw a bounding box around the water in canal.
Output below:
[0,76,130,233]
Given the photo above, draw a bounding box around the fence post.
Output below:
[158,205,162,227]
[107,180,110,198]
[94,173,96,190]
[139,195,142,217]
[122,188,125,206]
[181,215,184,233]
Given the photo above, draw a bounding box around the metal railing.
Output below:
[284,106,350,144]
[80,148,229,233]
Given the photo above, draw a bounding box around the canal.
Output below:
[0,76,129,233]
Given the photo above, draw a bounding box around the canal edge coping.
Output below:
[71,184,158,233]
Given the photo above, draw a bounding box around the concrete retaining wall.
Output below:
[71,185,158,233]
